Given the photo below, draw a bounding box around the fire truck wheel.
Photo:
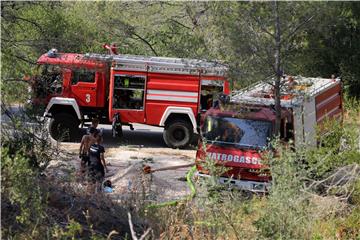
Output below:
[163,120,193,149]
[49,113,79,142]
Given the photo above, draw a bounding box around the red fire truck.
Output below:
[29,49,229,148]
[196,76,343,192]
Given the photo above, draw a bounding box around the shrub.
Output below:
[1,147,44,237]
[1,102,57,171]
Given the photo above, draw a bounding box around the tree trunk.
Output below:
[273,1,282,136]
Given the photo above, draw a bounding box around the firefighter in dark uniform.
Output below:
[88,132,109,193]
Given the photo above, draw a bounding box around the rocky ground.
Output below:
[48,123,198,204]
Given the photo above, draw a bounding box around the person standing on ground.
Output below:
[79,127,97,176]
[87,117,100,134]
[88,133,109,193]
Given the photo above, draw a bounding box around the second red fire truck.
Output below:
[196,76,343,192]
[29,48,229,148]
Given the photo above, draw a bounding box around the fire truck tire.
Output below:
[163,119,193,149]
[49,113,79,142]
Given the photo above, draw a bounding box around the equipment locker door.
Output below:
[109,72,146,124]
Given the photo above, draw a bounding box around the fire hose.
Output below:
[142,163,195,174]
[144,166,224,227]
[145,165,197,209]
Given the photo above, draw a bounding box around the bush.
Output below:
[1,103,144,239]
[1,102,56,171]
[1,147,44,237]
[254,143,313,239]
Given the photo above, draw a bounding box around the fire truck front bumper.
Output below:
[197,172,271,193]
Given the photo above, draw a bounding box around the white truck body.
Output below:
[231,76,343,147]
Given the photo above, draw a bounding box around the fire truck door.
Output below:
[110,73,146,123]
[70,69,98,107]
[200,79,226,111]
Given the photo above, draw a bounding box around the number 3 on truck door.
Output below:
[70,69,98,107]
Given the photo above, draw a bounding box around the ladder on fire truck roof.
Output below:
[83,53,228,76]
[230,76,341,108]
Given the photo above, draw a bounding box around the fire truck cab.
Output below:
[196,76,343,192]
[31,49,229,148]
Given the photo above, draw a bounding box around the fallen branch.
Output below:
[304,164,360,201]
[128,212,151,240]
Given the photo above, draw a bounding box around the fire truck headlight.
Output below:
[252,183,265,191]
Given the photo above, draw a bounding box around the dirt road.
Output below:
[55,123,197,203]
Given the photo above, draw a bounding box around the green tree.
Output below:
[291,2,360,97]
[212,2,318,134]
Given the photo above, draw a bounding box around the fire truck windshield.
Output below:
[202,116,272,149]
[34,64,63,96]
